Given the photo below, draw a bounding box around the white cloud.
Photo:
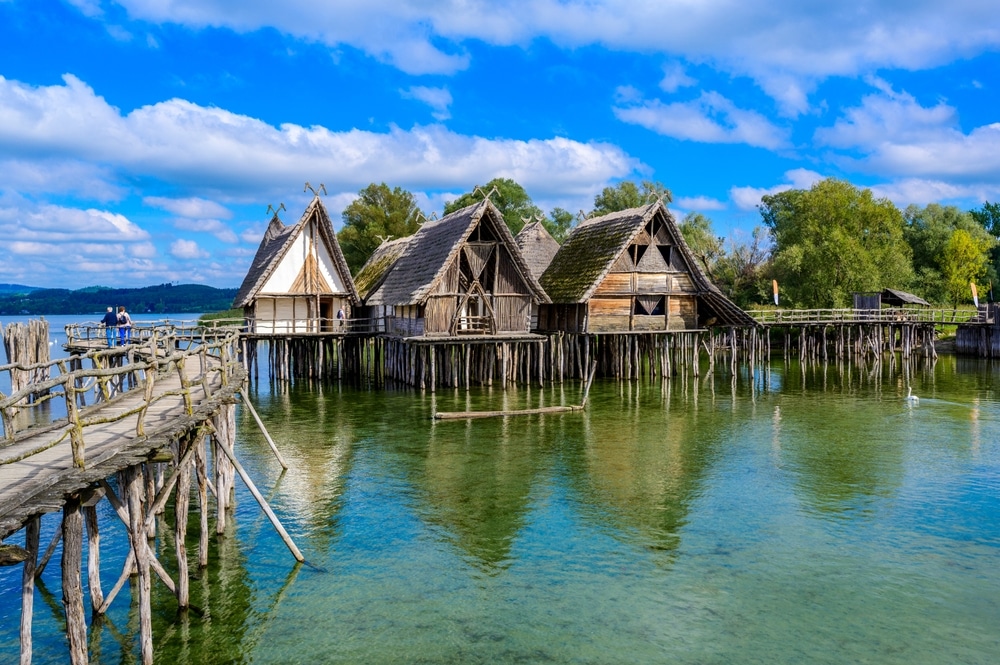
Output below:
[659,63,695,93]
[614,90,789,150]
[815,80,1000,181]
[174,218,239,243]
[674,196,726,211]
[170,238,209,259]
[144,196,233,219]
[869,178,1000,208]
[729,168,823,210]
[109,1,1000,108]
[0,158,125,200]
[0,74,636,201]
[0,201,162,285]
[0,203,150,243]
[401,86,453,121]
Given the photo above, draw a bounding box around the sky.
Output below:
[1,0,999,289]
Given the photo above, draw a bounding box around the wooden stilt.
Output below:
[84,505,103,613]
[175,436,192,609]
[62,495,88,664]
[125,466,154,665]
[20,515,40,665]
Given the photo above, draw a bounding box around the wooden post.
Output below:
[20,515,40,665]
[84,505,104,613]
[125,466,154,665]
[238,393,288,469]
[62,495,88,664]
[213,406,236,535]
[215,441,305,563]
[175,437,192,608]
[195,431,210,568]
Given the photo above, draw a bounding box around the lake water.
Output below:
[1,351,999,664]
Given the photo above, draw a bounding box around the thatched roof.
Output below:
[514,220,560,279]
[354,235,412,301]
[233,196,358,308]
[366,200,549,307]
[882,288,931,307]
[540,201,754,327]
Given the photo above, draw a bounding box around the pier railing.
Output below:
[1,327,243,469]
[745,308,980,325]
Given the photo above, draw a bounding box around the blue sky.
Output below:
[1,0,999,289]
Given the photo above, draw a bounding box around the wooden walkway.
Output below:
[1,330,243,539]
[1,327,249,664]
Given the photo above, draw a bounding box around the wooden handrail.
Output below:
[1,327,243,468]
[745,308,978,325]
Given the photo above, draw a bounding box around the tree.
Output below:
[443,177,541,235]
[903,203,996,304]
[941,229,992,307]
[591,180,672,216]
[760,178,912,308]
[544,207,574,244]
[970,201,1000,284]
[714,228,773,308]
[678,212,723,279]
[970,201,1000,236]
[338,183,423,274]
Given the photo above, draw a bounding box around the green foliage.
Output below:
[544,207,574,244]
[591,180,672,216]
[903,203,996,304]
[444,177,542,235]
[941,229,992,307]
[0,283,237,315]
[338,183,423,275]
[678,212,723,272]
[970,201,1000,236]
[761,178,912,308]
[715,227,774,308]
[199,308,243,322]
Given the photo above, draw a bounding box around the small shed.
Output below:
[538,201,753,333]
[363,199,550,337]
[234,196,358,333]
[881,288,931,308]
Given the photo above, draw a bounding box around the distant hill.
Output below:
[0,283,238,315]
[0,283,37,295]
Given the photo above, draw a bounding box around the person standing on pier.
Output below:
[101,306,118,347]
[117,305,132,345]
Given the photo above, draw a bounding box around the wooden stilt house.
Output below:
[363,200,550,337]
[537,201,753,333]
[234,196,359,334]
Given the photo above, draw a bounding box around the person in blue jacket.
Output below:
[101,306,118,347]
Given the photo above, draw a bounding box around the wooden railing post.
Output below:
[64,385,86,469]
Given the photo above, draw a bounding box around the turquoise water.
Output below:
[2,356,999,663]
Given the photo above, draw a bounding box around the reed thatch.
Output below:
[366,200,549,307]
[514,220,560,279]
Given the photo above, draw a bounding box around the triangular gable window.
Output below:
[634,295,665,315]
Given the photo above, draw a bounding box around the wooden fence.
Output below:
[746,307,980,325]
[1,327,243,469]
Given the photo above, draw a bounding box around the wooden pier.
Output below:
[0,325,287,664]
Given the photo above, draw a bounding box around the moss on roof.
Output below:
[540,205,652,303]
[354,236,412,301]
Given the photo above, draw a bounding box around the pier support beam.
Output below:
[62,495,88,664]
